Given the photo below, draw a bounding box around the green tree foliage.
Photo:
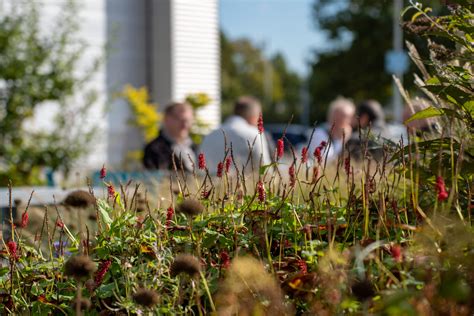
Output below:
[308,0,395,123]
[307,0,445,123]
[0,1,100,185]
[220,32,302,123]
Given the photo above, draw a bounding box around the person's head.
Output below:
[234,96,262,126]
[327,97,355,129]
[355,100,385,129]
[163,102,194,142]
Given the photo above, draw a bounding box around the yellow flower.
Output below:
[121,85,162,141]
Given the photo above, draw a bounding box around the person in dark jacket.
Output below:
[347,99,387,161]
[143,102,197,171]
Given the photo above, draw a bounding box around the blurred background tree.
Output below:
[307,0,445,123]
[307,0,396,123]
[221,31,302,123]
[0,1,100,186]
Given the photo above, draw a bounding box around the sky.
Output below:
[219,0,326,77]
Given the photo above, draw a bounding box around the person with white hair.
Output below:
[199,96,272,174]
[306,97,356,162]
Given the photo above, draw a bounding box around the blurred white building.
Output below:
[33,0,221,171]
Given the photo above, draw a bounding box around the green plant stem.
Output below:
[199,271,216,312]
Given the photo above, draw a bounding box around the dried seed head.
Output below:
[177,199,204,218]
[215,256,289,315]
[351,279,375,302]
[64,256,97,280]
[64,190,95,208]
[71,297,92,311]
[170,254,201,277]
[133,288,159,308]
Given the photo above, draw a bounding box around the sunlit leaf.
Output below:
[404,106,443,123]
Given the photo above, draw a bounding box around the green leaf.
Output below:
[404,106,443,123]
[97,199,113,228]
[259,162,277,175]
[463,100,474,117]
[97,282,116,299]
[0,267,9,277]
[425,76,440,85]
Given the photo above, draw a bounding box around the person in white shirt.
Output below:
[200,96,272,174]
[306,97,355,163]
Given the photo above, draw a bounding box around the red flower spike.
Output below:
[217,162,224,178]
[100,165,106,179]
[220,251,231,269]
[166,206,174,228]
[276,138,284,159]
[107,184,116,199]
[438,190,449,201]
[390,245,402,263]
[94,260,112,287]
[297,259,308,274]
[435,176,449,201]
[301,147,308,163]
[20,211,29,228]
[344,156,351,175]
[257,113,264,134]
[312,166,319,183]
[289,164,296,187]
[314,147,322,164]
[56,218,64,228]
[201,189,211,199]
[257,181,266,202]
[225,156,232,173]
[7,241,18,260]
[198,153,206,170]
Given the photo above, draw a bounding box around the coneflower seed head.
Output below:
[170,254,201,277]
[64,256,96,280]
[133,288,159,308]
[177,199,204,218]
[64,190,95,208]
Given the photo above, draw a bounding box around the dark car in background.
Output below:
[265,124,309,152]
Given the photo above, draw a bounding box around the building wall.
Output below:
[105,0,148,168]
[109,0,221,167]
[172,0,220,131]
[3,0,220,173]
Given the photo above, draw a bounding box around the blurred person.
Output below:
[352,100,386,134]
[306,97,355,162]
[347,100,387,161]
[199,96,272,174]
[143,102,196,171]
